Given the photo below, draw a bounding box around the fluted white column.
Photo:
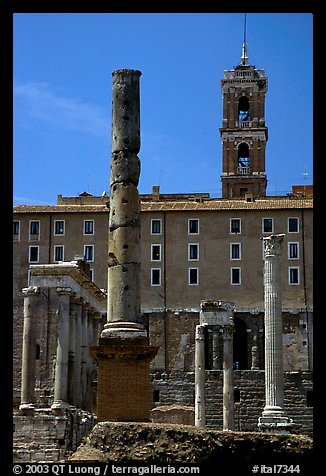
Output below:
[258,234,293,433]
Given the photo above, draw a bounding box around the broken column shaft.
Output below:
[102,69,145,337]
[91,69,158,422]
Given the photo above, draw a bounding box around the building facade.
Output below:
[13,45,313,438]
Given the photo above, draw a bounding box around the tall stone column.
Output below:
[195,324,207,427]
[258,234,293,433]
[74,298,82,408]
[67,297,76,406]
[90,69,158,422]
[102,68,145,338]
[223,323,234,431]
[19,286,40,414]
[80,303,88,410]
[52,287,71,413]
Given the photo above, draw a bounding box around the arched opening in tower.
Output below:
[237,142,250,173]
[238,96,250,122]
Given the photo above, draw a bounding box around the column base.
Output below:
[100,321,147,339]
[51,400,69,415]
[90,338,159,423]
[19,403,35,415]
[258,410,294,434]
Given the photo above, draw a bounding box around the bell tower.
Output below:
[220,27,268,199]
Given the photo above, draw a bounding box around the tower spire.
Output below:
[240,13,249,66]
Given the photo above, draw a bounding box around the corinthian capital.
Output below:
[262,234,285,258]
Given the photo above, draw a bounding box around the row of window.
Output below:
[13,217,301,240]
[150,217,300,235]
[150,266,301,286]
[28,244,94,263]
[13,220,95,239]
[150,242,300,261]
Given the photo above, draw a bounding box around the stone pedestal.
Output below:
[90,337,159,422]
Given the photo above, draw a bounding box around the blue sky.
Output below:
[13,13,313,204]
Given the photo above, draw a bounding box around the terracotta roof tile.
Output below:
[13,197,312,214]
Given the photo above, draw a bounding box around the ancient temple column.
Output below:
[51,287,71,413]
[223,323,234,431]
[80,303,88,410]
[251,334,259,370]
[258,234,293,433]
[74,298,82,408]
[212,329,222,370]
[195,324,207,427]
[90,69,158,422]
[20,286,40,414]
[67,297,76,406]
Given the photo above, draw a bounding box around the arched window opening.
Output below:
[238,143,250,174]
[35,343,41,360]
[238,96,250,123]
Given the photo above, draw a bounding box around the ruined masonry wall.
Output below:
[151,370,313,436]
[13,408,95,463]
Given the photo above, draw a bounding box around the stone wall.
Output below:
[151,370,313,436]
[13,407,95,463]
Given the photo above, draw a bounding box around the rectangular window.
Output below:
[54,220,65,235]
[189,268,199,285]
[262,218,273,233]
[288,217,299,233]
[289,267,300,285]
[54,245,64,262]
[188,219,199,235]
[151,219,162,235]
[89,269,94,282]
[230,243,241,260]
[151,244,161,261]
[13,220,20,241]
[288,242,299,260]
[29,246,39,263]
[29,220,40,239]
[231,267,241,285]
[84,245,94,262]
[151,268,161,286]
[188,243,199,261]
[84,220,94,235]
[230,218,241,234]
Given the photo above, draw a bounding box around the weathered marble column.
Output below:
[80,303,88,410]
[91,69,158,422]
[67,297,76,406]
[223,323,234,431]
[51,287,71,413]
[102,68,145,338]
[74,298,83,408]
[195,324,207,427]
[258,234,293,433]
[20,286,40,414]
[212,330,222,370]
